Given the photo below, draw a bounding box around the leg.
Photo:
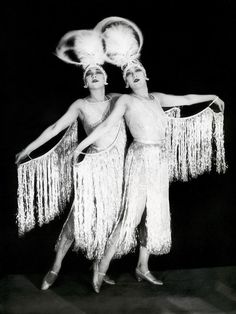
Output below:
[92,221,123,293]
[41,209,74,290]
[51,232,74,274]
[100,191,147,274]
[41,232,74,290]
[136,212,163,285]
[137,210,149,274]
[92,193,147,293]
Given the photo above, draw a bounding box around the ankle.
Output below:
[136,264,148,273]
[52,263,61,274]
[99,261,109,274]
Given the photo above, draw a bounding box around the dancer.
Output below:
[16,29,127,290]
[73,17,225,293]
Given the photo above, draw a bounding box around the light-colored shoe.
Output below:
[91,262,115,285]
[41,270,58,290]
[103,274,116,285]
[92,263,105,293]
[135,268,163,285]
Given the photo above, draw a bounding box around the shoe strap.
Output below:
[136,268,150,276]
[98,271,106,276]
[50,270,58,276]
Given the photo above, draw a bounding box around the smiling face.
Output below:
[84,66,106,89]
[125,66,147,90]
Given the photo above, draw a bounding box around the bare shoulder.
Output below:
[120,93,133,102]
[116,94,132,108]
[108,93,122,104]
[70,98,84,109]
[151,92,167,106]
[66,99,85,120]
[151,92,164,99]
[68,99,87,116]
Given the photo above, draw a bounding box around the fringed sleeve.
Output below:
[165,105,227,181]
[17,121,78,235]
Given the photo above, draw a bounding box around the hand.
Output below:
[214,96,225,112]
[15,148,31,165]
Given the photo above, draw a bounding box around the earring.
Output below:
[125,82,129,88]
[84,83,88,88]
[145,77,149,81]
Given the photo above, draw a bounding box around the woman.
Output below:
[16,28,127,290]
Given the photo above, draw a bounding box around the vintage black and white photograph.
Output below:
[1,1,236,313]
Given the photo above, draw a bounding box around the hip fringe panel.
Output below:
[17,121,78,235]
[72,121,127,260]
[114,142,171,258]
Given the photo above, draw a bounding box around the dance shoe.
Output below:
[92,262,105,293]
[135,268,163,285]
[91,262,115,285]
[41,270,58,290]
[103,274,116,285]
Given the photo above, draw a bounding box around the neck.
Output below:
[132,85,149,98]
[89,88,106,102]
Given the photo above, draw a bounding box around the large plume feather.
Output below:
[55,29,106,68]
[95,17,143,67]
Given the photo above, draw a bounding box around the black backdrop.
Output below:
[2,0,236,275]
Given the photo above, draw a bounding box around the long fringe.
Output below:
[166,106,227,181]
[113,142,171,258]
[16,105,226,240]
[17,121,78,235]
[109,106,226,258]
[73,121,127,260]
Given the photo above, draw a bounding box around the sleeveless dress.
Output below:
[113,95,171,257]
[56,97,127,260]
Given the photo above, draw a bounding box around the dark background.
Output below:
[2,0,236,276]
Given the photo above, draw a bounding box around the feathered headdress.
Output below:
[55,29,107,84]
[95,17,148,80]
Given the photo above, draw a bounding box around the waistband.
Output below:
[133,138,165,146]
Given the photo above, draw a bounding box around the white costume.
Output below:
[17,29,128,260]
[94,17,226,257]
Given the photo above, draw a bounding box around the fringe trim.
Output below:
[72,120,127,260]
[17,121,78,235]
[113,142,171,258]
[16,104,226,242]
[166,106,227,181]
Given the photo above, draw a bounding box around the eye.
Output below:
[96,70,102,75]
[135,68,142,73]
[85,71,92,77]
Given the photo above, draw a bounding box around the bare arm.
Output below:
[74,95,128,158]
[153,92,224,111]
[15,100,82,164]
[109,92,122,98]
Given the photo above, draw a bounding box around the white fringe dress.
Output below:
[112,101,226,258]
[56,119,127,260]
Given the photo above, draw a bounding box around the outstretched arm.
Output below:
[109,92,122,98]
[154,92,224,111]
[15,100,82,164]
[74,95,128,159]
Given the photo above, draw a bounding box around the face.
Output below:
[85,67,106,88]
[125,66,146,89]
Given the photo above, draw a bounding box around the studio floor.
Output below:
[1,265,236,314]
